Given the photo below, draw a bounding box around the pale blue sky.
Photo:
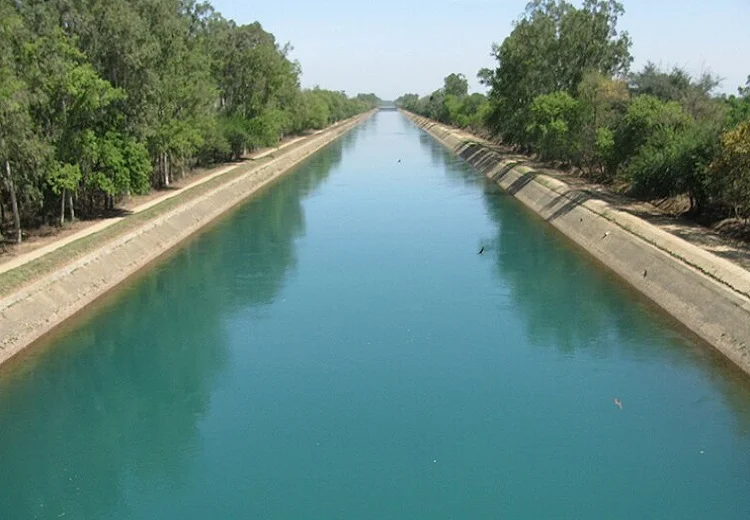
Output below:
[210,0,750,100]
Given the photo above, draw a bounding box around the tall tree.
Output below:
[0,0,49,242]
[480,0,631,144]
[444,73,468,97]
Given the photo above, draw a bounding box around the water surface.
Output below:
[1,112,749,519]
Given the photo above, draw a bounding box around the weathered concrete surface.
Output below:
[406,112,750,376]
[0,112,372,366]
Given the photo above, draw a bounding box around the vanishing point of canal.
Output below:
[1,112,749,519]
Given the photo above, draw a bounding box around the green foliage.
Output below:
[711,121,750,218]
[395,74,489,131]
[599,94,717,209]
[248,108,286,149]
[395,93,419,112]
[624,123,706,202]
[355,93,381,108]
[121,138,152,195]
[90,133,152,196]
[527,92,580,162]
[724,77,750,127]
[481,0,631,145]
[0,2,48,170]
[631,63,696,102]
[47,163,81,195]
[299,91,330,130]
[629,64,726,126]
[444,73,469,97]
[574,73,628,175]
[197,120,231,164]
[594,126,616,173]
[218,116,251,160]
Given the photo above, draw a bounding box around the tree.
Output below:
[616,95,715,209]
[394,93,419,112]
[396,84,488,131]
[527,91,580,162]
[0,0,49,242]
[724,76,750,127]
[711,121,750,219]
[47,162,80,224]
[575,72,629,177]
[630,63,725,124]
[631,63,695,102]
[482,0,632,145]
[444,73,468,97]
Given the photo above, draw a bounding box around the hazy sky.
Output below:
[210,0,750,100]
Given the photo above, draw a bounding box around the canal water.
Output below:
[1,112,749,519]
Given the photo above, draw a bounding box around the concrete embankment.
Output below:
[405,111,750,376]
[0,112,372,366]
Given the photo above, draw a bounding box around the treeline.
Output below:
[396,73,490,133]
[0,0,379,243]
[397,0,750,222]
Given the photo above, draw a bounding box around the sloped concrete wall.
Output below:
[406,112,750,376]
[0,112,372,365]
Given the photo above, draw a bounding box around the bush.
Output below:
[710,121,750,219]
[526,92,580,162]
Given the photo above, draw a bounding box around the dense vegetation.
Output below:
[397,0,750,223]
[0,0,379,243]
[396,73,490,134]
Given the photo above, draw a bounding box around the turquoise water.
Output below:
[1,112,750,519]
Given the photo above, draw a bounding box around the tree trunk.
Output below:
[0,192,5,239]
[0,205,4,242]
[164,152,171,187]
[69,191,75,221]
[5,161,22,244]
[159,152,167,188]
[689,193,697,213]
[60,188,66,226]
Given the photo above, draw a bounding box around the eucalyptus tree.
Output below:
[0,0,49,242]
[443,73,468,98]
[479,0,632,144]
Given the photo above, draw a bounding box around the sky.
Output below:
[209,0,750,100]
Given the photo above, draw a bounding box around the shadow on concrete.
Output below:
[542,190,593,223]
[488,161,525,185]
[505,171,539,196]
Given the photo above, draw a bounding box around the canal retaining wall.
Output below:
[405,112,750,376]
[0,112,373,366]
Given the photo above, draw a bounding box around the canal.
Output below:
[1,112,749,519]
